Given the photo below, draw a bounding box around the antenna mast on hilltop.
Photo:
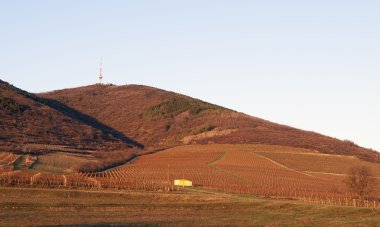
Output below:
[98,57,103,84]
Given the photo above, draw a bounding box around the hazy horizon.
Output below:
[1,0,379,151]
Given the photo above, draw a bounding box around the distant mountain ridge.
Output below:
[40,83,380,163]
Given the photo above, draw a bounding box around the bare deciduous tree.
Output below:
[344,166,376,200]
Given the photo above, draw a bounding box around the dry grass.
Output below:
[0,187,380,226]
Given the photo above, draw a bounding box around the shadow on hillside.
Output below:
[39,97,144,148]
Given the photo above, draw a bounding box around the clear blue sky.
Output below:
[1,0,379,151]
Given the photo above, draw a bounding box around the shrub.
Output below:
[144,96,219,119]
[191,123,215,135]
[344,166,376,200]
[344,139,357,146]
[0,94,29,113]
[164,124,171,131]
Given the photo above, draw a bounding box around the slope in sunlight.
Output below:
[40,83,380,163]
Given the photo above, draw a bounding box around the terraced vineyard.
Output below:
[90,147,235,191]
[1,144,379,207]
[87,145,380,207]
[254,151,380,176]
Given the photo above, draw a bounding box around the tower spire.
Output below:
[98,57,103,84]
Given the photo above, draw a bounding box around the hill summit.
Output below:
[40,83,379,162]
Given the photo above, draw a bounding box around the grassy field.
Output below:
[0,186,379,226]
[31,152,94,174]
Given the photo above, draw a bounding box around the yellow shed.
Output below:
[174,179,193,187]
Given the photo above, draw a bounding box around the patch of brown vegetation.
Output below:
[181,128,238,144]
[75,149,138,173]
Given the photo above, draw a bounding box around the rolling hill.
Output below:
[0,80,139,152]
[40,83,380,163]
[1,80,380,210]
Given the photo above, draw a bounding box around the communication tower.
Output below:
[98,57,103,84]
